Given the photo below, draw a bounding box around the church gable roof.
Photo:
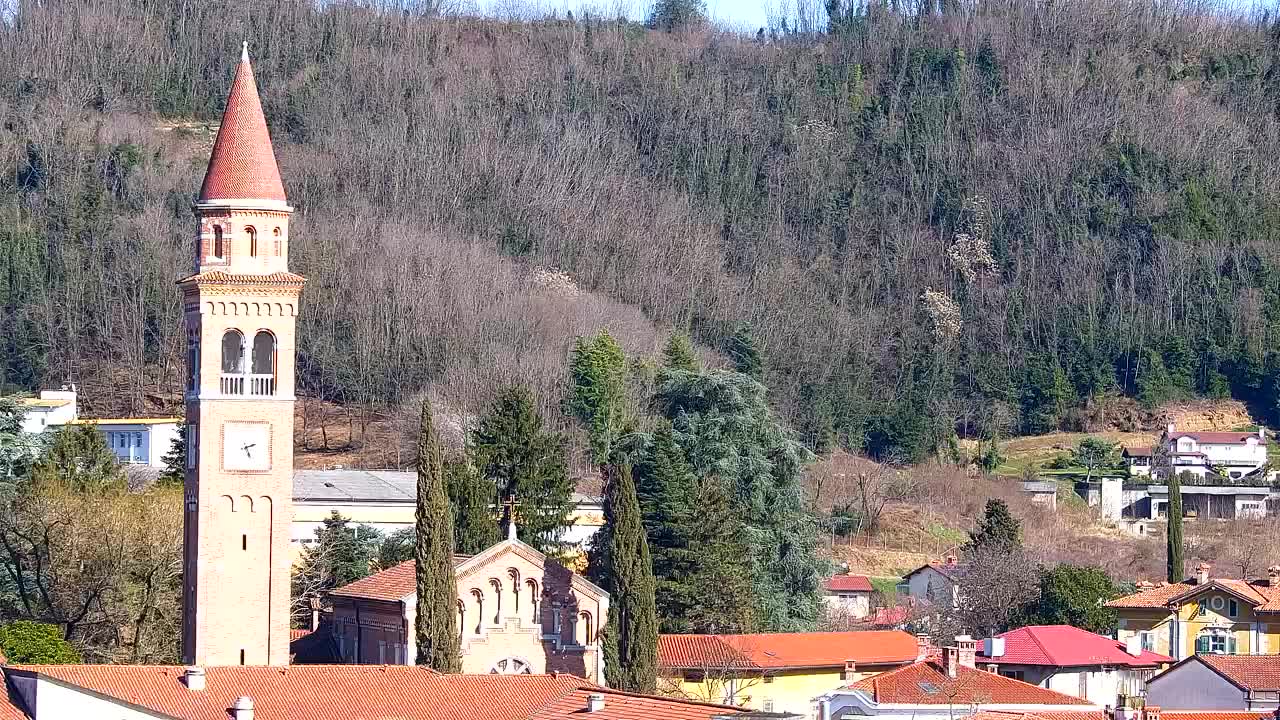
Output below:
[330,556,469,603]
[199,44,287,204]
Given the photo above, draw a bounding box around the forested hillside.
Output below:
[4,0,1280,461]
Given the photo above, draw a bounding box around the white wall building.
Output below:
[17,389,78,434]
[1125,425,1272,482]
[17,388,180,468]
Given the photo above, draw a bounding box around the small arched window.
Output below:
[247,226,258,257]
[272,227,282,256]
[250,331,276,396]
[221,330,244,373]
[213,225,225,259]
[525,579,539,623]
[471,589,484,635]
[579,611,593,646]
[508,568,521,613]
[457,601,465,641]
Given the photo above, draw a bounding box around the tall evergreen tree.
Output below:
[1167,472,1185,583]
[471,386,574,554]
[32,424,123,492]
[292,512,381,604]
[652,369,826,631]
[968,499,1021,552]
[567,331,629,463]
[445,460,500,554]
[156,424,186,487]
[726,323,764,380]
[598,462,658,693]
[661,333,699,372]
[414,398,462,671]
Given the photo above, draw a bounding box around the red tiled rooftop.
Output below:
[977,625,1171,667]
[1196,654,1280,690]
[845,658,1093,705]
[330,557,469,602]
[826,574,875,593]
[1169,431,1261,444]
[660,630,917,671]
[178,270,307,286]
[1107,577,1280,611]
[199,47,287,203]
[3,666,750,720]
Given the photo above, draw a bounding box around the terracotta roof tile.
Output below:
[1197,654,1280,690]
[330,557,469,602]
[1169,431,1260,444]
[1108,578,1280,611]
[1107,582,1195,609]
[977,625,1171,667]
[177,270,306,286]
[2,666,749,720]
[845,658,1093,705]
[826,575,875,593]
[660,631,918,671]
[199,48,287,203]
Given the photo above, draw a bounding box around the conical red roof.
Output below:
[199,45,286,203]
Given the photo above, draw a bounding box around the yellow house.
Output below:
[1108,562,1280,660]
[657,630,919,720]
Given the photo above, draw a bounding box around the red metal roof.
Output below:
[659,631,918,671]
[845,658,1093,705]
[826,574,875,593]
[1196,654,1280,690]
[2,666,750,720]
[199,47,287,203]
[977,625,1171,667]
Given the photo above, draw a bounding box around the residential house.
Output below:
[975,625,1172,705]
[824,569,875,619]
[1123,425,1272,483]
[0,665,778,719]
[900,557,962,609]
[1108,564,1280,660]
[657,630,920,719]
[293,468,604,554]
[15,387,180,468]
[1146,653,1280,712]
[323,525,607,682]
[816,636,1102,720]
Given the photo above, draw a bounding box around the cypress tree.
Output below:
[445,460,500,555]
[1167,471,1185,583]
[600,462,658,693]
[414,398,462,671]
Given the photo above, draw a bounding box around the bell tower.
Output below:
[180,43,302,667]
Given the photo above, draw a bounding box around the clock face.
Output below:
[222,422,271,472]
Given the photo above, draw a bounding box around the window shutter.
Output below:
[1195,635,1209,654]
[1229,636,1238,654]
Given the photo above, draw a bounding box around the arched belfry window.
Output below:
[250,331,276,396]
[247,226,258,257]
[213,225,225,259]
[220,330,245,395]
[273,227,282,256]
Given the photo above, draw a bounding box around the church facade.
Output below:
[327,535,608,683]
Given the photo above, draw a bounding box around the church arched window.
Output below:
[273,227,282,256]
[489,578,503,625]
[525,579,539,623]
[220,330,245,395]
[489,657,532,674]
[250,331,276,396]
[456,600,464,641]
[470,589,484,635]
[213,225,225,259]
[578,611,592,646]
[508,568,520,614]
[247,226,258,257]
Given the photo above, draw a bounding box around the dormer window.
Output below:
[247,226,258,257]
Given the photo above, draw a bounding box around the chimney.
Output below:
[232,696,254,720]
[985,637,1005,658]
[1167,423,1176,435]
[1145,705,1161,720]
[915,634,932,663]
[1136,580,1154,591]
[1268,566,1280,587]
[955,635,977,670]
[943,645,959,678]
[1196,563,1211,585]
[586,693,606,713]
[843,660,858,680]
[183,666,206,691]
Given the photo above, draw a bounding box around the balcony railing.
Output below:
[220,373,276,396]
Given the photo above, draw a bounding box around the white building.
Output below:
[823,568,875,618]
[1125,425,1271,482]
[899,558,962,609]
[17,387,180,468]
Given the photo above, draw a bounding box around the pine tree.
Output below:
[726,323,764,380]
[292,512,381,608]
[32,424,123,492]
[414,398,462,671]
[968,499,1021,552]
[567,331,629,463]
[1167,471,1185,583]
[156,424,186,487]
[662,333,699,372]
[471,386,574,554]
[445,460,500,554]
[645,0,706,30]
[599,462,658,693]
